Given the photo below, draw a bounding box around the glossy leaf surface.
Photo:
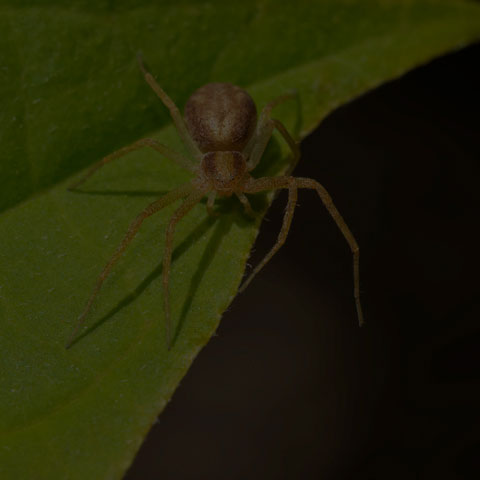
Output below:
[1,1,479,478]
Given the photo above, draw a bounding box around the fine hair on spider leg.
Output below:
[65,183,200,349]
[240,175,363,326]
[66,54,363,350]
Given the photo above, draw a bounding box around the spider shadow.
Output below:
[69,188,170,197]
[171,211,235,345]
[172,192,276,345]
[170,195,270,346]
[69,199,253,349]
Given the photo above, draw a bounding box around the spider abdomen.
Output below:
[184,83,257,153]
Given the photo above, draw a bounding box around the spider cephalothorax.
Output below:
[198,151,248,194]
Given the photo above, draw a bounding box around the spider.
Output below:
[66,55,363,349]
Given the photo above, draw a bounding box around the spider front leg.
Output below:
[240,175,364,327]
[245,92,300,172]
[296,177,363,326]
[236,193,256,217]
[69,138,195,190]
[239,176,298,292]
[66,182,194,348]
[137,54,203,161]
[206,192,218,217]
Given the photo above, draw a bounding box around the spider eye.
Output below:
[202,151,247,190]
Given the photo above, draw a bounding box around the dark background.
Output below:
[126,43,480,479]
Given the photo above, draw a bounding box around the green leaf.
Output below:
[0,1,479,479]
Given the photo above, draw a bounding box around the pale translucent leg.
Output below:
[245,92,298,171]
[245,121,274,171]
[235,192,255,217]
[296,177,363,326]
[271,119,300,174]
[239,176,297,292]
[162,191,206,349]
[69,138,195,190]
[206,191,218,216]
[66,182,194,348]
[241,176,363,326]
[137,54,202,161]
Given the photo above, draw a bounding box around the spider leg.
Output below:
[66,182,194,348]
[245,92,298,171]
[240,175,363,327]
[271,119,300,174]
[236,192,256,218]
[69,138,195,190]
[206,191,218,217]
[137,54,203,161]
[295,177,363,326]
[245,119,274,171]
[239,176,297,292]
[162,190,206,349]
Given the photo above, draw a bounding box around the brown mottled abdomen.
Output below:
[184,83,257,153]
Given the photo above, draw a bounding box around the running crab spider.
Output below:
[66,55,363,349]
